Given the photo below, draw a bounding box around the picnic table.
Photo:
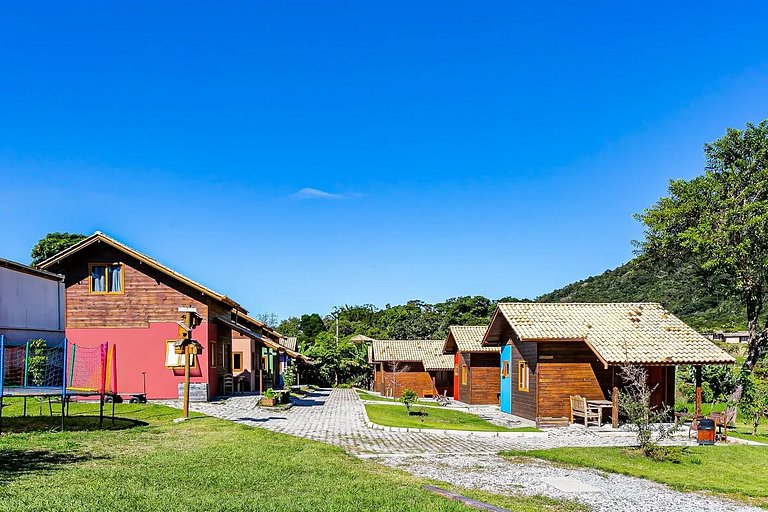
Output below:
[587,399,613,426]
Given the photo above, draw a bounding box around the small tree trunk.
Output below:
[732,289,767,403]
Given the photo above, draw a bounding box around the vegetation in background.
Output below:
[30,232,86,266]
[636,119,768,383]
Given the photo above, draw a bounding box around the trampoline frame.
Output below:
[0,335,114,434]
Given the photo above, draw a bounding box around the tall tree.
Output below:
[636,120,768,379]
[31,232,87,266]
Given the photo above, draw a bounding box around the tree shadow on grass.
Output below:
[0,448,107,485]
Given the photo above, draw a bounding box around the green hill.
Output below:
[535,259,745,332]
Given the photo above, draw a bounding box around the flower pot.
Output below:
[260,397,276,407]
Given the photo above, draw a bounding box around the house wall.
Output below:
[379,362,434,398]
[51,246,232,400]
[510,338,538,420]
[457,352,471,402]
[0,265,65,344]
[468,352,500,405]
[536,341,612,419]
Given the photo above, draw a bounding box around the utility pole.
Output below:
[335,312,339,386]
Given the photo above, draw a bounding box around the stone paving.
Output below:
[158,388,636,455]
[156,388,760,511]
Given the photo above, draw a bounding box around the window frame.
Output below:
[501,361,510,378]
[88,262,125,295]
[232,351,244,373]
[461,365,467,385]
[164,340,197,369]
[517,361,529,392]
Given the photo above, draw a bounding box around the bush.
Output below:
[282,366,296,389]
[399,388,418,413]
[264,388,275,399]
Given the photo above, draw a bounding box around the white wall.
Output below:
[0,266,65,344]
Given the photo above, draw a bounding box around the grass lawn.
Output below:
[355,389,431,404]
[0,398,570,512]
[364,403,540,432]
[502,446,768,507]
[681,401,768,444]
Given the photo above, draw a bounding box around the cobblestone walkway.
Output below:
[156,389,759,511]
[158,388,635,455]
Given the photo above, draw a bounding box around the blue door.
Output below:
[500,344,512,414]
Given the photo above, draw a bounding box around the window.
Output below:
[209,342,218,367]
[89,263,124,294]
[164,340,196,368]
[461,366,467,385]
[518,361,529,391]
[232,352,244,373]
[501,361,510,378]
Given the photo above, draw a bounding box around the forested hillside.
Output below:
[537,259,745,332]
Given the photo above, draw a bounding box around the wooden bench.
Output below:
[570,395,600,426]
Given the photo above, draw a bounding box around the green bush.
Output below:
[282,365,296,389]
[399,388,418,413]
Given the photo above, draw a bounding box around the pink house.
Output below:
[39,232,291,400]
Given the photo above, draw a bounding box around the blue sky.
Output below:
[1,2,767,319]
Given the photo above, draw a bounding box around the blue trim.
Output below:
[500,343,512,414]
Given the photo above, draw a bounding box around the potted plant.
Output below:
[260,388,277,407]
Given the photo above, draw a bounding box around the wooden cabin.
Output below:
[369,339,454,398]
[481,302,735,426]
[443,325,499,404]
[39,231,292,400]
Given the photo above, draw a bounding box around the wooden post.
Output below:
[694,365,702,416]
[258,346,264,394]
[182,345,191,418]
[611,366,619,429]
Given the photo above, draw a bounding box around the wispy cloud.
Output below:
[291,187,346,200]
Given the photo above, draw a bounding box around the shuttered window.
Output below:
[518,361,529,391]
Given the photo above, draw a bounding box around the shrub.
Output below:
[282,366,296,389]
[399,388,418,413]
[264,388,275,399]
[617,364,677,455]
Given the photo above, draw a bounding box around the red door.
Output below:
[453,353,460,399]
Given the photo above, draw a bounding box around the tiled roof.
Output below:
[280,337,298,352]
[444,325,498,354]
[488,303,735,365]
[370,339,454,370]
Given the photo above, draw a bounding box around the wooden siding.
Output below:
[378,362,435,398]
[457,352,471,402]
[536,341,611,419]
[467,352,500,405]
[510,339,537,420]
[58,246,220,328]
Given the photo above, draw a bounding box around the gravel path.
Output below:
[156,388,760,511]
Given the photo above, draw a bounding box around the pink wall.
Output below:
[67,321,217,400]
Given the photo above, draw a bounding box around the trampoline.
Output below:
[0,335,118,433]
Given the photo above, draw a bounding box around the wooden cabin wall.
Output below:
[511,339,538,419]
[457,352,471,402]
[61,247,211,328]
[536,341,612,419]
[468,352,500,405]
[379,362,434,397]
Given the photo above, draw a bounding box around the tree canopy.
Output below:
[31,232,87,266]
[636,119,768,372]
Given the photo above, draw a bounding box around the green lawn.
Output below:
[355,389,431,404]
[364,403,540,432]
[502,446,768,507]
[0,398,569,512]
